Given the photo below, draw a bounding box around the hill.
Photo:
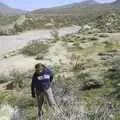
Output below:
[113,0,120,5]
[0,0,120,35]
[32,0,99,13]
[0,26,120,119]
[32,0,119,14]
[31,0,119,25]
[0,2,25,15]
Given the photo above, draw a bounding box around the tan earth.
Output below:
[0,26,80,55]
[0,26,80,75]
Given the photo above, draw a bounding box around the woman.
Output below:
[31,63,56,119]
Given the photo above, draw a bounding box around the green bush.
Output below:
[104,41,114,51]
[99,34,109,38]
[14,24,24,33]
[88,36,98,41]
[104,54,120,99]
[0,30,7,36]
[51,28,59,42]
[21,40,50,56]
[0,92,16,105]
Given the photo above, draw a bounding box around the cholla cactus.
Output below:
[0,104,23,120]
[41,96,115,120]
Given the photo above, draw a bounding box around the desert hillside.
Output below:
[0,0,120,120]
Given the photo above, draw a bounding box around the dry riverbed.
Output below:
[0,26,80,75]
[0,26,80,55]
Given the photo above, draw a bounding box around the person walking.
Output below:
[31,63,57,119]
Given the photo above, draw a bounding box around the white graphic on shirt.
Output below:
[37,74,50,80]
[44,74,50,79]
[37,76,43,80]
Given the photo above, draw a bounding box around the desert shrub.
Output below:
[21,40,50,56]
[15,96,35,109]
[80,37,87,41]
[9,70,26,89]
[41,97,116,120]
[104,41,114,51]
[22,107,37,120]
[51,28,59,42]
[72,62,85,71]
[0,15,18,26]
[14,24,24,33]
[0,92,16,105]
[0,28,20,36]
[115,114,120,120]
[95,13,120,33]
[76,72,90,82]
[0,92,36,120]
[88,36,98,41]
[99,34,109,38]
[68,38,75,42]
[0,30,7,36]
[0,104,24,120]
[0,74,9,84]
[104,55,120,99]
[72,42,83,50]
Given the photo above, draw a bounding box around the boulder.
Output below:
[108,66,120,72]
[82,79,104,90]
[6,81,15,90]
[4,54,9,59]
[98,52,113,57]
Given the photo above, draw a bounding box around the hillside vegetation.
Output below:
[0,26,120,119]
[0,0,120,120]
[0,1,120,35]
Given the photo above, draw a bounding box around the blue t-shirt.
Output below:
[31,67,53,90]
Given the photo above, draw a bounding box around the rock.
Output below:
[100,57,107,61]
[109,66,120,72]
[98,52,106,56]
[98,52,113,57]
[3,51,17,59]
[6,81,15,90]
[82,79,104,90]
[4,54,9,58]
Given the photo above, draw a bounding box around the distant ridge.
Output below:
[31,0,120,16]
[0,2,25,15]
[112,0,120,6]
[33,0,99,13]
[57,0,98,8]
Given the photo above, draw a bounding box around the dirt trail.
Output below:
[0,26,80,55]
[0,26,80,75]
[0,40,70,75]
[44,41,70,65]
[0,32,120,76]
[0,55,37,75]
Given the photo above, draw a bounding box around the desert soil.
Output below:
[0,26,80,75]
